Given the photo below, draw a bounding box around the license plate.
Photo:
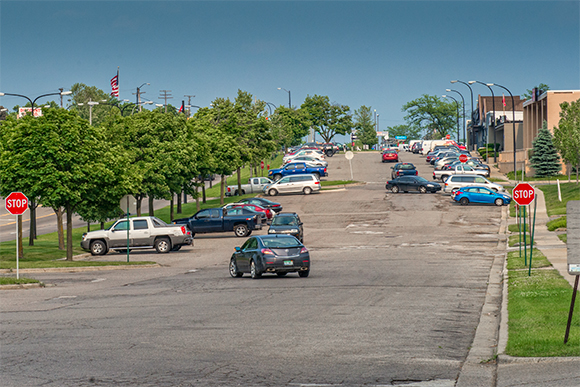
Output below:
[284,260,293,266]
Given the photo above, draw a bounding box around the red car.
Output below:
[382,150,399,163]
[227,203,273,220]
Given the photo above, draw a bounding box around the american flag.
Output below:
[110,70,119,97]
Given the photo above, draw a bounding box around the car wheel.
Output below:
[250,259,262,279]
[419,186,427,194]
[441,175,448,182]
[155,237,171,253]
[273,174,282,181]
[90,240,107,256]
[276,272,287,277]
[325,150,333,157]
[241,189,246,195]
[229,258,243,278]
[171,245,182,251]
[303,187,312,195]
[495,198,504,206]
[234,190,239,196]
[391,185,399,193]
[234,224,249,237]
[460,197,469,205]
[298,270,310,278]
[268,188,278,196]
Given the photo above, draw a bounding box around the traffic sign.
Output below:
[261,161,264,169]
[446,134,451,139]
[513,183,535,206]
[5,192,29,215]
[459,154,468,163]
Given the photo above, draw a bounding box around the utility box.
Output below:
[567,201,580,275]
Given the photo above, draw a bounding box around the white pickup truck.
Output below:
[81,216,193,255]
[433,164,489,182]
[225,177,274,196]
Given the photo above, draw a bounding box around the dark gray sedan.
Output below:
[386,176,442,194]
[268,212,303,242]
[229,235,310,279]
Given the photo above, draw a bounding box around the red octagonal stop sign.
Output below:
[459,154,468,163]
[512,183,535,206]
[5,192,29,215]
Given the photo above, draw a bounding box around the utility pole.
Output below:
[184,94,195,117]
[159,90,173,113]
[59,88,64,107]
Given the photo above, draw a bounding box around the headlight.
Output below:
[427,184,433,187]
[268,229,276,233]
[289,229,298,233]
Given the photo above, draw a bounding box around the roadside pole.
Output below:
[5,192,29,279]
[345,151,354,180]
[564,201,580,344]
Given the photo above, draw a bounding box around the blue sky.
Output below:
[1,1,578,142]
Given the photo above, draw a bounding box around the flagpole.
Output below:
[117,66,120,100]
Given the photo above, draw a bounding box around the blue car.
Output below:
[453,186,512,206]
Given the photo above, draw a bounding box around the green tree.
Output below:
[384,124,423,140]
[523,83,550,100]
[68,83,116,126]
[402,95,457,140]
[354,105,377,147]
[554,99,580,182]
[301,95,353,143]
[270,106,310,148]
[530,121,561,177]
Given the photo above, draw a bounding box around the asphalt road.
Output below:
[0,151,506,387]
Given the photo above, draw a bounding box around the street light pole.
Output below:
[489,83,517,177]
[446,89,465,146]
[469,81,496,162]
[277,87,291,108]
[451,80,474,151]
[135,83,150,112]
[443,95,460,142]
[0,90,72,117]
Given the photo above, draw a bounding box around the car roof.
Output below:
[275,212,299,217]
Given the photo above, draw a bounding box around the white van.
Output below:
[398,143,409,151]
[263,174,321,196]
[443,175,505,193]
[421,141,432,155]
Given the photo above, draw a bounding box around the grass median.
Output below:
[506,249,579,357]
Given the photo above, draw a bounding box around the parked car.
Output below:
[268,162,328,181]
[172,207,262,237]
[433,164,489,181]
[453,186,512,206]
[81,216,193,255]
[283,149,325,163]
[223,202,273,221]
[225,177,274,196]
[443,175,504,193]
[263,174,321,196]
[229,235,311,278]
[382,150,399,163]
[283,155,328,167]
[391,162,418,179]
[223,206,268,225]
[386,176,441,193]
[268,212,303,242]
[236,197,283,213]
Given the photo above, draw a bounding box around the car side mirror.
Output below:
[235,247,241,252]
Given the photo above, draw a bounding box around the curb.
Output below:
[0,263,161,275]
[497,354,580,364]
[0,282,44,290]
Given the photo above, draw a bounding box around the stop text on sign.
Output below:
[513,189,534,199]
[5,192,29,215]
[7,198,28,209]
[512,183,535,206]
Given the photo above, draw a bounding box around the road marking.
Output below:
[0,213,55,228]
[56,296,77,299]
[91,278,107,283]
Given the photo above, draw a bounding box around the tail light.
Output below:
[180,226,187,235]
[227,187,231,193]
[415,171,418,175]
[314,181,320,185]
[324,168,327,173]
[261,248,274,255]
[300,247,308,253]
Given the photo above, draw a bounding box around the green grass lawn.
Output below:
[538,183,580,216]
[506,249,579,356]
[507,171,569,182]
[0,276,41,285]
[546,216,567,231]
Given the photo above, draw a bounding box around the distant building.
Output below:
[498,89,580,175]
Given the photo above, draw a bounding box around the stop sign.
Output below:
[512,183,535,206]
[459,154,468,163]
[5,192,29,215]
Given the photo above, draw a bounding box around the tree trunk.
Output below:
[202,184,206,203]
[100,221,105,230]
[177,190,182,214]
[66,204,73,261]
[195,183,200,212]
[54,207,65,250]
[28,199,37,246]
[183,187,187,204]
[170,193,174,222]
[135,195,143,216]
[220,174,225,205]
[148,196,155,217]
[237,167,242,196]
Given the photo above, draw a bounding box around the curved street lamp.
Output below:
[277,87,291,108]
[0,90,72,117]
[488,83,517,176]
[131,100,153,115]
[446,89,465,146]
[442,95,460,142]
[469,81,496,162]
[450,80,474,150]
[135,83,150,112]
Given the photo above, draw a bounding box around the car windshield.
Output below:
[261,236,301,248]
[415,176,429,183]
[272,216,298,226]
[398,164,415,170]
